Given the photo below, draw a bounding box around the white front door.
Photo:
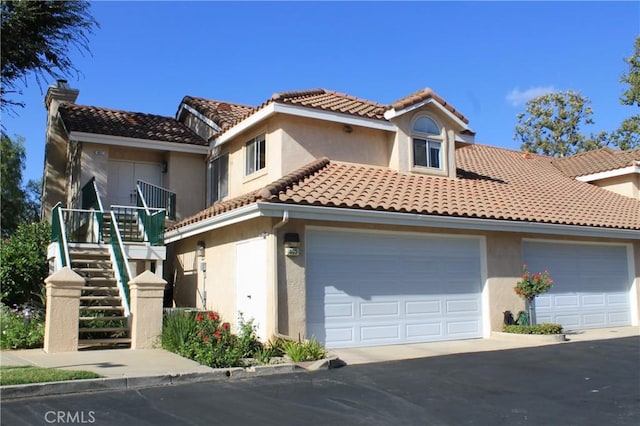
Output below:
[107,161,162,208]
[236,238,268,341]
[523,241,631,330]
[306,229,484,349]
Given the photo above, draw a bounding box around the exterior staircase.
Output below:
[69,245,131,348]
[102,211,145,243]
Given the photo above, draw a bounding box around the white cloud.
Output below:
[506,86,556,106]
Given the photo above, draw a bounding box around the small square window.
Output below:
[413,138,441,169]
[245,135,266,176]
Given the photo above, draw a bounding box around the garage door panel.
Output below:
[307,230,483,348]
[361,325,400,342]
[406,322,442,338]
[405,300,441,315]
[524,242,631,330]
[360,302,400,318]
[446,298,480,313]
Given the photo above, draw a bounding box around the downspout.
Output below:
[271,210,291,339]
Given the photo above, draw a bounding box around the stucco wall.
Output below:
[169,218,274,332]
[181,111,217,142]
[273,220,639,338]
[165,151,206,220]
[276,115,392,174]
[388,104,459,177]
[593,174,640,199]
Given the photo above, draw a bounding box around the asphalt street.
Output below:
[2,337,639,426]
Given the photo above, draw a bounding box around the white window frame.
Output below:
[411,115,443,170]
[245,134,266,176]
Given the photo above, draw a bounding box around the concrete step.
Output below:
[79,306,124,312]
[79,316,127,322]
[79,327,128,333]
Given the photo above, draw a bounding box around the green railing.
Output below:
[138,208,166,245]
[81,177,105,241]
[51,203,70,267]
[137,180,176,220]
[110,211,132,316]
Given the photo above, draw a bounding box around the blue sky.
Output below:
[3,1,639,183]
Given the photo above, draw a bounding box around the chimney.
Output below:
[44,79,79,111]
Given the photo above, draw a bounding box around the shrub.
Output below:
[1,303,44,349]
[514,264,553,300]
[161,310,263,368]
[281,337,326,362]
[0,222,50,306]
[502,323,563,335]
[161,310,197,352]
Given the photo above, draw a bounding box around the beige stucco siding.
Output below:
[388,104,459,177]
[276,115,392,174]
[168,216,640,341]
[164,152,206,220]
[170,218,274,333]
[592,174,640,199]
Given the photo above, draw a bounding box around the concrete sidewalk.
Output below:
[328,326,640,365]
[1,326,637,400]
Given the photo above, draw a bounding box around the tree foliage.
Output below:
[620,36,640,107]
[515,91,597,157]
[0,222,51,307]
[1,133,41,236]
[608,115,640,150]
[0,0,98,110]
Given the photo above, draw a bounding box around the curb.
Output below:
[492,331,567,343]
[1,358,341,400]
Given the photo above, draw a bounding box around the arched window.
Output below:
[412,116,442,169]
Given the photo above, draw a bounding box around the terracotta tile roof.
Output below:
[270,89,387,120]
[197,87,469,140]
[551,147,640,177]
[59,104,207,146]
[180,96,255,131]
[168,158,330,230]
[169,145,640,232]
[389,87,470,124]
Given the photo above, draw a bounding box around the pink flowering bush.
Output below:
[514,264,553,300]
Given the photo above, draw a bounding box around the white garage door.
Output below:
[523,241,631,330]
[306,229,484,349]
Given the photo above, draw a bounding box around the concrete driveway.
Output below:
[3,335,639,425]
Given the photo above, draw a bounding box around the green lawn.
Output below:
[0,366,102,386]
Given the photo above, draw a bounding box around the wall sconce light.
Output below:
[283,233,300,257]
[162,161,168,173]
[196,241,205,258]
[343,124,353,133]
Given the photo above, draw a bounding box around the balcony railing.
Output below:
[137,180,176,221]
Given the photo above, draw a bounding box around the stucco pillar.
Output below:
[44,267,86,353]
[485,233,525,332]
[129,271,167,349]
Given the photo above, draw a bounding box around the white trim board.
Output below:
[575,164,640,182]
[69,132,210,155]
[213,102,396,147]
[164,202,640,243]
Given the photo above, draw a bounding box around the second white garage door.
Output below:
[306,229,484,349]
[523,241,632,330]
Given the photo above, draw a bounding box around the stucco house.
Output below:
[44,80,640,349]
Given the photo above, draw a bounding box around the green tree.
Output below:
[0,0,98,111]
[0,222,51,306]
[1,134,41,236]
[608,115,640,150]
[620,36,640,107]
[515,91,598,157]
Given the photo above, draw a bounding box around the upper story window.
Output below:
[245,134,266,176]
[412,116,442,169]
[209,153,228,204]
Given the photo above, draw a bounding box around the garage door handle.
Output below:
[247,295,251,299]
